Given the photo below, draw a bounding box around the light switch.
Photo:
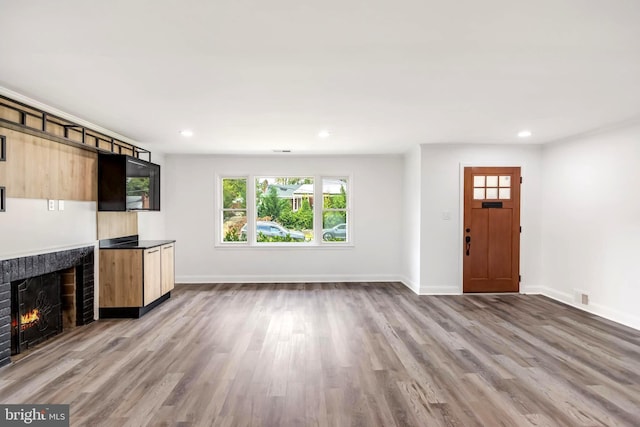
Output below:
[59,200,65,211]
[442,211,451,220]
[48,200,56,211]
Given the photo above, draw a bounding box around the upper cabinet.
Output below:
[0,126,97,201]
[98,153,161,211]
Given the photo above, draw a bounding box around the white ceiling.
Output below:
[1,0,639,155]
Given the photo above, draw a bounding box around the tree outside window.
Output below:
[322,178,348,242]
[255,177,314,243]
[221,178,247,242]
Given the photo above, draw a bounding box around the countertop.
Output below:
[99,235,175,250]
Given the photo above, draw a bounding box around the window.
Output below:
[255,177,313,243]
[473,175,511,200]
[218,175,350,245]
[322,178,348,242]
[221,178,247,242]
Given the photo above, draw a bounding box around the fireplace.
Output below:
[11,272,63,354]
[0,246,94,367]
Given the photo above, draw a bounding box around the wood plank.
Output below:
[96,211,138,240]
[0,284,638,426]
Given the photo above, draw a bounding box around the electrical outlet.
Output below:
[574,289,588,305]
[58,200,65,211]
[48,199,56,211]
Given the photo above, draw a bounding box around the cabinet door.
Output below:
[99,249,143,307]
[161,243,175,295]
[143,248,162,305]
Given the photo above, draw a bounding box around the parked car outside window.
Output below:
[241,221,306,241]
[322,223,347,241]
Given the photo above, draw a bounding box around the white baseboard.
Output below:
[176,274,401,284]
[398,276,420,294]
[537,286,640,331]
[418,285,460,295]
[520,285,544,294]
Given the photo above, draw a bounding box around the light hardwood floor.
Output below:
[1,283,639,426]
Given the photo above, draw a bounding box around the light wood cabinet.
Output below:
[99,249,143,308]
[99,241,175,318]
[161,244,175,295]
[143,248,162,306]
[0,126,97,201]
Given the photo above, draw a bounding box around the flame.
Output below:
[18,309,40,330]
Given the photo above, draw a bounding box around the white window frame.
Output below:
[216,174,353,247]
[320,177,350,244]
[219,176,249,244]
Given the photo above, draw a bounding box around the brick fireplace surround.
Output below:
[0,246,95,367]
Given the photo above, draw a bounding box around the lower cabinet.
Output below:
[161,243,175,295]
[99,242,175,318]
[143,247,162,306]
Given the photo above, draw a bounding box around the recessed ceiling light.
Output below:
[317,130,331,139]
[517,130,532,138]
[179,129,194,137]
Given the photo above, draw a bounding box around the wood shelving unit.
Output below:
[0,94,151,161]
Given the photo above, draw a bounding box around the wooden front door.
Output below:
[463,167,521,293]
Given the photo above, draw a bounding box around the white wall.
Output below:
[418,144,543,294]
[164,154,404,283]
[541,123,640,329]
[401,146,421,292]
[0,199,97,260]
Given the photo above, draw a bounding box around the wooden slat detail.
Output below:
[0,126,97,201]
[98,249,143,307]
[96,212,138,240]
[0,105,22,123]
[0,100,42,128]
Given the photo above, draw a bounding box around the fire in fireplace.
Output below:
[12,309,41,331]
[11,272,63,355]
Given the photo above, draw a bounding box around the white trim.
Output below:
[418,285,460,295]
[399,276,420,294]
[520,285,544,294]
[176,274,401,284]
[535,286,640,331]
[214,243,355,249]
[458,162,526,294]
[0,85,143,148]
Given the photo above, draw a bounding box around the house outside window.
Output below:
[255,177,314,243]
[219,175,350,245]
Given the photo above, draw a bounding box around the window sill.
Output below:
[215,242,354,249]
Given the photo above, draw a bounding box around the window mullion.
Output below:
[247,176,256,244]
